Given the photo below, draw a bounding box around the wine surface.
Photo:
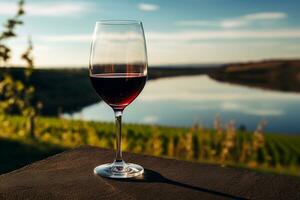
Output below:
[90,73,146,110]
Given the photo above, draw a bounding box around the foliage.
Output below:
[0,0,24,64]
[0,0,39,138]
[1,115,299,177]
[0,67,99,115]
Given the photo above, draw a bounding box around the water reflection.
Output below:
[64,75,300,134]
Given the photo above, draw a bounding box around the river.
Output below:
[64,75,300,134]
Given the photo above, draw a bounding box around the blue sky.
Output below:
[0,0,300,67]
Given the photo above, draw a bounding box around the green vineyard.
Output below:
[0,116,299,176]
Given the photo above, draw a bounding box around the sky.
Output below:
[0,0,300,67]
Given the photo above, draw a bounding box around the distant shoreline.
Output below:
[2,59,299,115]
[209,59,300,93]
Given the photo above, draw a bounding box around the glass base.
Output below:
[94,160,144,178]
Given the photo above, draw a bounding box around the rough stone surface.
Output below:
[0,146,299,200]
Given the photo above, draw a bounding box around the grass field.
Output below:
[0,116,299,176]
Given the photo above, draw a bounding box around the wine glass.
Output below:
[89,20,147,178]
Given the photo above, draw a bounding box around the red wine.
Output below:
[90,73,146,110]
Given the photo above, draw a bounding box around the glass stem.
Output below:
[114,110,123,162]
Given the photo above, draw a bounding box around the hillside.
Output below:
[210,60,300,93]
[1,66,216,115]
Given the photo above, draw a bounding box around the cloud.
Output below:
[221,12,287,28]
[138,3,159,11]
[220,20,248,28]
[37,29,300,43]
[34,29,300,66]
[140,91,300,102]
[147,29,300,41]
[139,76,300,101]
[243,109,284,116]
[0,2,89,17]
[37,31,142,42]
[142,115,159,123]
[243,12,287,20]
[38,35,92,42]
[221,102,284,116]
[176,20,219,26]
[138,75,300,101]
[177,12,287,28]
